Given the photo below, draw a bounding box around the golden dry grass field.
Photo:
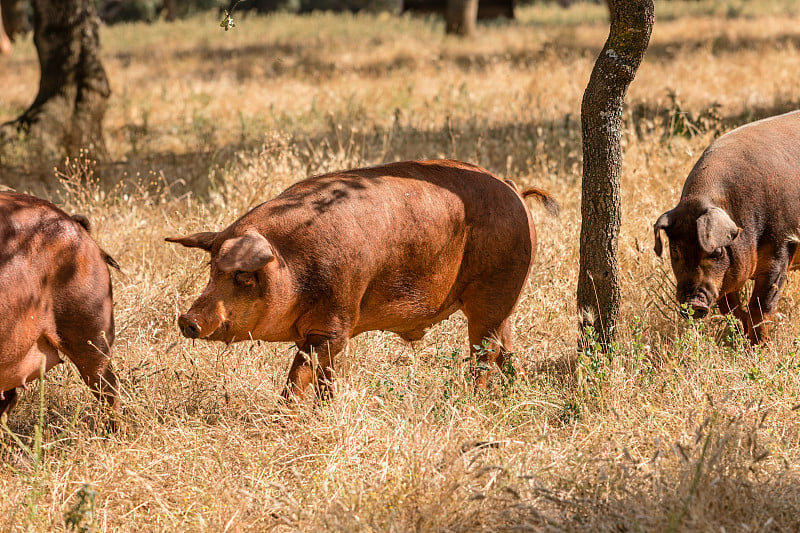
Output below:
[2,1,800,530]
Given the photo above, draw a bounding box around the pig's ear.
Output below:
[216,231,274,272]
[165,232,218,252]
[696,207,741,253]
[653,210,673,257]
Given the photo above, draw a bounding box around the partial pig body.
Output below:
[654,110,800,343]
[0,193,119,417]
[169,159,557,398]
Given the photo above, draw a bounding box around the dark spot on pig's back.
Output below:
[268,176,372,218]
[311,187,349,215]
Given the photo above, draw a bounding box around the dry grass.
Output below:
[2,1,800,531]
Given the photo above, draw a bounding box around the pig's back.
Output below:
[681,111,800,240]
[683,110,800,201]
[257,160,535,328]
[264,160,532,272]
[0,193,110,353]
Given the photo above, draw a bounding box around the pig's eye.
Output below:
[709,247,724,260]
[233,270,256,287]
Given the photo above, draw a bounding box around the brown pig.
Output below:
[654,110,800,344]
[0,192,120,419]
[167,159,558,399]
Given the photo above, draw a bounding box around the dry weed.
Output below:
[1,2,800,531]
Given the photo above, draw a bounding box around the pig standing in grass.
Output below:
[654,110,800,344]
[0,192,120,419]
[168,159,558,399]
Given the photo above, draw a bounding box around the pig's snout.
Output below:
[178,314,201,339]
[680,303,709,319]
[678,287,713,320]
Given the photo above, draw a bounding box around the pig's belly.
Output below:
[354,273,464,337]
[354,301,463,341]
[0,336,62,392]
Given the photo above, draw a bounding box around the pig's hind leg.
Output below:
[461,294,516,389]
[465,317,513,390]
[459,270,526,390]
[57,306,120,417]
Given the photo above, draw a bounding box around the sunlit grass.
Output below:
[1,1,800,531]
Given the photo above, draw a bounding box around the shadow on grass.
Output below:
[106,29,800,82]
[510,477,800,531]
[0,97,797,200]
[503,394,800,531]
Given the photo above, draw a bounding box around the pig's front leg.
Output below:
[718,290,751,338]
[283,320,350,402]
[747,254,791,345]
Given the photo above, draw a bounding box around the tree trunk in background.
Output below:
[0,6,11,55]
[1,0,30,40]
[163,0,177,21]
[577,0,653,346]
[445,0,477,36]
[7,0,110,158]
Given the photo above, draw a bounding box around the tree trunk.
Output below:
[445,0,478,36]
[163,0,177,22]
[577,0,654,346]
[1,0,30,40]
[0,6,11,55]
[6,0,110,158]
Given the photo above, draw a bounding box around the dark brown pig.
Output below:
[167,159,558,399]
[654,110,800,344]
[0,192,120,419]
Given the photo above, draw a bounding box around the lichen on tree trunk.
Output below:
[3,0,110,159]
[577,0,654,346]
